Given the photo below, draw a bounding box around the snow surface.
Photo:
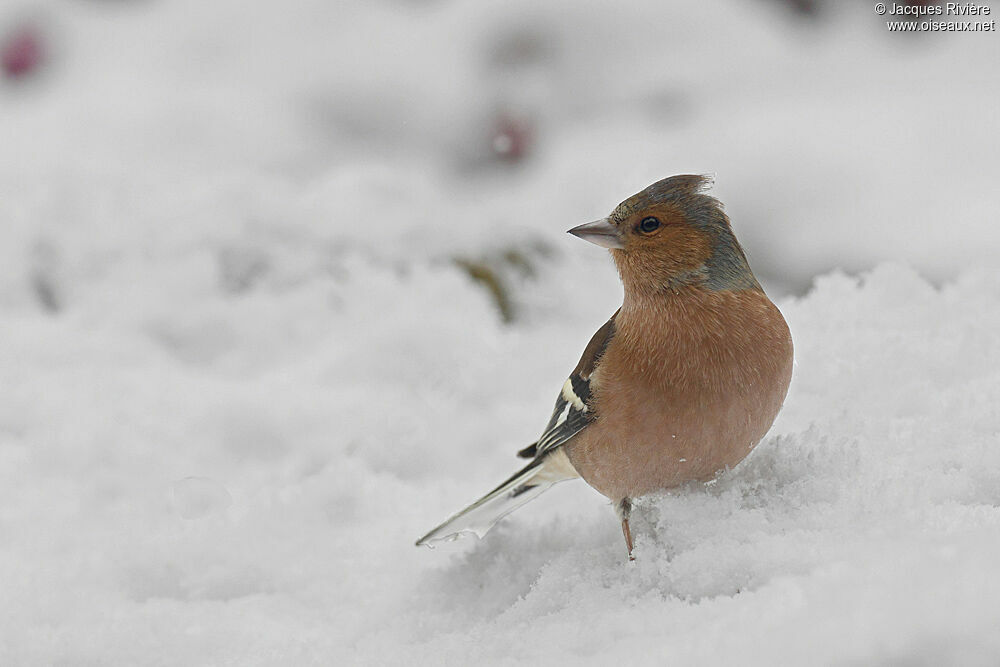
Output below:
[2,0,1000,664]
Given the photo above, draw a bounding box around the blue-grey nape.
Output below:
[618,175,761,292]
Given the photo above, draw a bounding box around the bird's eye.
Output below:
[638,217,660,233]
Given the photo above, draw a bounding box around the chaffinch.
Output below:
[416,175,793,560]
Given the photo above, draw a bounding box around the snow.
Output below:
[1,0,1000,664]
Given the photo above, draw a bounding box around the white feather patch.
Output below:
[560,378,586,410]
[533,448,580,483]
[554,402,572,426]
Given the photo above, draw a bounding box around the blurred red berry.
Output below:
[490,112,533,163]
[2,25,43,79]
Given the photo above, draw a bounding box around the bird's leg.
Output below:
[616,497,635,562]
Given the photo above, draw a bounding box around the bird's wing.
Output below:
[519,310,619,459]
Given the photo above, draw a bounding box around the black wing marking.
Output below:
[516,441,538,458]
[519,311,618,459]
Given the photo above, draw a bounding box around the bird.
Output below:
[416,175,793,560]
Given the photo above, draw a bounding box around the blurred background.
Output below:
[2,0,998,318]
[1,1,999,662]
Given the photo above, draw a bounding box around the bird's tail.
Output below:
[415,448,578,547]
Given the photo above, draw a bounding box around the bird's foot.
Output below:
[621,518,635,562]
[616,498,635,562]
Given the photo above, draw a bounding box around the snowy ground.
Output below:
[2,0,1000,665]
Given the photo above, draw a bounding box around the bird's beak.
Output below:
[567,218,624,250]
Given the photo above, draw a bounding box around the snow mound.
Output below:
[5,258,1000,665]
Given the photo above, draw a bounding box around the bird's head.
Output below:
[568,175,760,294]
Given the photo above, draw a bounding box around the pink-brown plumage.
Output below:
[566,287,793,500]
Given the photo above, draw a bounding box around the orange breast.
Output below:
[565,288,793,501]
